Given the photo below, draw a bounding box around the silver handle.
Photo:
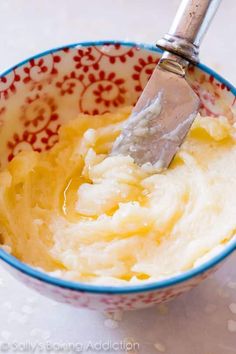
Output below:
[157,0,221,63]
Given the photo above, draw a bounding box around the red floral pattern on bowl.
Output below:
[0,41,235,311]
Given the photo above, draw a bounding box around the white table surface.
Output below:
[0,1,236,353]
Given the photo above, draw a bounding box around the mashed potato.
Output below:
[0,107,236,285]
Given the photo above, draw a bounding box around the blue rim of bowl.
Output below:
[0,40,235,295]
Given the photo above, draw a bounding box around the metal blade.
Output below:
[112,66,200,170]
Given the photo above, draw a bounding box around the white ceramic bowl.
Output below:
[0,41,235,311]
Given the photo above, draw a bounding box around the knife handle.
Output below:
[156,0,221,63]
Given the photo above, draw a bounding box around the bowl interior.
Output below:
[0,41,235,294]
[0,41,235,169]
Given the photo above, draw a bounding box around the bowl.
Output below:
[0,41,235,311]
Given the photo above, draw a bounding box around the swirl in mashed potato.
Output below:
[0,106,236,285]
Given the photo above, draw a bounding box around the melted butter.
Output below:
[135,273,150,280]
[61,172,89,222]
